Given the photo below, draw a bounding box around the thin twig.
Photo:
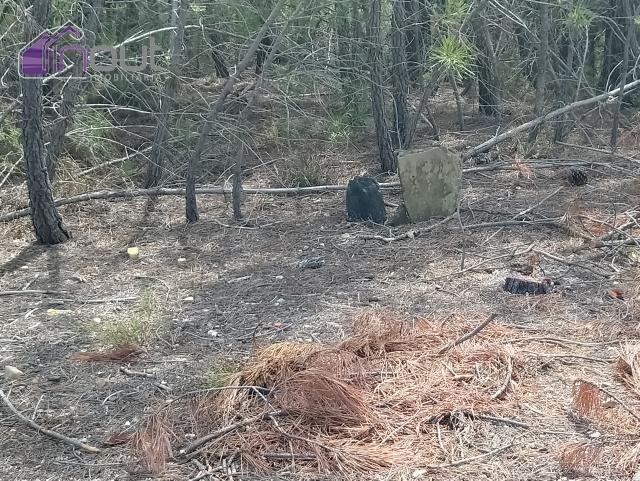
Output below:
[119,366,156,378]
[179,411,285,455]
[438,314,498,355]
[533,248,612,277]
[512,187,563,220]
[424,442,513,469]
[491,356,513,400]
[0,389,101,454]
[476,414,530,429]
[0,290,64,296]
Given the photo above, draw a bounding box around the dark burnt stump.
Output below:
[346,176,387,224]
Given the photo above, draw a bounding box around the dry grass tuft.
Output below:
[131,411,174,474]
[276,370,375,427]
[70,344,144,362]
[560,442,602,474]
[572,381,600,417]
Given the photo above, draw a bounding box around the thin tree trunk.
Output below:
[450,73,464,130]
[528,1,550,145]
[554,32,575,142]
[391,0,409,148]
[231,145,244,220]
[336,0,354,110]
[21,0,71,245]
[368,0,397,172]
[46,0,103,179]
[599,0,624,90]
[473,6,500,119]
[145,0,189,188]
[610,0,634,150]
[185,0,287,222]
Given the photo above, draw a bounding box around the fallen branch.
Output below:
[438,314,498,355]
[360,213,457,243]
[463,78,640,159]
[0,183,401,223]
[179,411,285,455]
[0,389,101,454]
[556,141,640,164]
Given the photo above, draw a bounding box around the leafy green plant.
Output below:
[565,6,594,30]
[432,35,474,79]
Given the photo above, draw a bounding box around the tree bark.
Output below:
[553,32,575,142]
[145,0,189,188]
[368,0,397,172]
[21,0,71,245]
[473,8,500,118]
[391,0,410,148]
[185,0,287,222]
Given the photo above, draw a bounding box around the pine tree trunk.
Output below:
[474,11,500,118]
[145,0,189,188]
[368,0,397,172]
[528,1,549,145]
[391,0,409,148]
[22,0,71,245]
[554,33,575,142]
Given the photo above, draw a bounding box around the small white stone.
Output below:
[183,296,194,302]
[177,257,187,263]
[124,421,131,427]
[92,317,102,323]
[275,275,283,280]
[4,366,24,380]
[589,431,601,438]
[207,330,219,338]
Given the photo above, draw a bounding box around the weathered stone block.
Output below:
[397,147,462,221]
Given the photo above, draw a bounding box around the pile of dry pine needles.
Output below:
[131,309,640,478]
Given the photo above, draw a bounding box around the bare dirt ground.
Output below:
[1,105,640,480]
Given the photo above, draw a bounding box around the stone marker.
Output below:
[397,146,462,222]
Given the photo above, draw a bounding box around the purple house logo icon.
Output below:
[19,21,87,78]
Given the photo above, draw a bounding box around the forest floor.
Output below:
[1,104,640,480]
